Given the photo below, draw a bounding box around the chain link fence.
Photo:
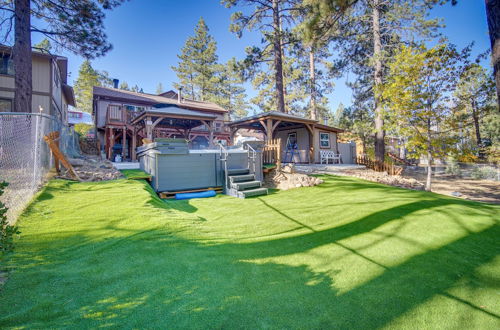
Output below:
[0,112,81,224]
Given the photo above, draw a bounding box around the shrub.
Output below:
[470,166,498,180]
[445,155,461,176]
[0,181,20,254]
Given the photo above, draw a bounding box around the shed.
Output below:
[229,112,345,163]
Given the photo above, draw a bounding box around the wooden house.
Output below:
[0,45,75,120]
[92,86,230,160]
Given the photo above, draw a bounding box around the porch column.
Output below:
[229,127,239,146]
[121,127,126,159]
[266,118,273,140]
[131,128,137,161]
[208,121,214,146]
[108,128,115,160]
[305,124,315,164]
[145,116,153,140]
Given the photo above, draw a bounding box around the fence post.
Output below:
[32,114,40,190]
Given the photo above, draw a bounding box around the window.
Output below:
[319,132,330,148]
[286,132,297,149]
[0,54,14,75]
[0,98,12,112]
[215,122,222,132]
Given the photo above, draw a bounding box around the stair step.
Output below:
[237,187,268,198]
[227,168,250,176]
[229,174,255,183]
[232,180,261,190]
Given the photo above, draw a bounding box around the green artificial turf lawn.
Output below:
[0,176,499,329]
[119,169,152,180]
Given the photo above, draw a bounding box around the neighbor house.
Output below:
[0,45,75,121]
[92,86,230,160]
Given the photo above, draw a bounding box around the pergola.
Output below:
[229,111,342,163]
[129,105,217,160]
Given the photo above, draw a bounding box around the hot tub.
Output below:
[138,146,262,192]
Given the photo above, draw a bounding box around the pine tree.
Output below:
[74,60,111,113]
[215,58,249,119]
[156,83,164,95]
[172,17,220,101]
[223,0,303,113]
[453,63,497,155]
[305,0,442,161]
[33,38,52,53]
[119,82,130,91]
[0,0,125,113]
[74,60,101,113]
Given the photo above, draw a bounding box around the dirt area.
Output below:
[295,165,500,204]
[57,156,123,181]
[414,175,500,204]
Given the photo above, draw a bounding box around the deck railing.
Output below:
[356,155,403,176]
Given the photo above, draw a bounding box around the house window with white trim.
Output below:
[319,132,330,148]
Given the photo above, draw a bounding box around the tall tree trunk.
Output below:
[272,0,286,113]
[485,0,500,109]
[471,102,484,158]
[309,49,317,120]
[425,119,433,191]
[471,104,482,147]
[13,0,32,113]
[372,0,385,162]
[426,151,433,191]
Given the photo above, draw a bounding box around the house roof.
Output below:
[230,111,317,125]
[130,104,216,124]
[229,111,344,133]
[93,86,227,113]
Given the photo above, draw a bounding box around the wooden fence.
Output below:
[356,155,403,176]
[263,138,281,168]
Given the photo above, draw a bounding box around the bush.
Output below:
[74,123,94,138]
[445,155,461,176]
[0,181,20,254]
[470,166,498,180]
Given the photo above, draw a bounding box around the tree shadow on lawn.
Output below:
[1,214,499,328]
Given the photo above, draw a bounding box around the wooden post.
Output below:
[266,118,273,140]
[121,127,126,159]
[230,127,238,146]
[305,124,315,164]
[145,116,153,140]
[109,128,115,160]
[131,128,137,161]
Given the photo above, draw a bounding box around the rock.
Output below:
[68,158,86,167]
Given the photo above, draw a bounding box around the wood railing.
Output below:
[356,155,403,176]
[106,105,125,124]
[263,138,281,168]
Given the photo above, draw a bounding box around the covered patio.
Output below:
[229,112,343,164]
[129,105,217,160]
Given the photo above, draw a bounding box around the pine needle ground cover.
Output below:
[0,176,498,328]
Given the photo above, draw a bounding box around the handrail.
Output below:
[218,142,230,190]
[245,143,257,175]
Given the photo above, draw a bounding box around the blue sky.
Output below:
[32,0,492,114]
